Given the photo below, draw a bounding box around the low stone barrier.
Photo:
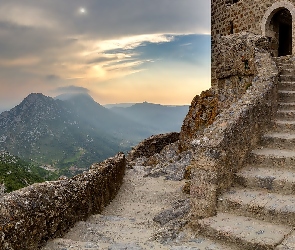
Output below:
[190,33,279,220]
[0,152,126,250]
[127,132,180,161]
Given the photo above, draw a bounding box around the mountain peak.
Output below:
[55,92,93,102]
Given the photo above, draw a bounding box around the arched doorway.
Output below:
[262,1,295,57]
[271,8,292,56]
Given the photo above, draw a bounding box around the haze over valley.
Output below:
[0,92,189,177]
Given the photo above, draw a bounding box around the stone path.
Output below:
[42,164,236,250]
[197,58,295,249]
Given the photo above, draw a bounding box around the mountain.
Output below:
[110,102,189,133]
[104,103,136,109]
[0,93,188,176]
[0,93,125,175]
[57,93,156,142]
[0,151,56,192]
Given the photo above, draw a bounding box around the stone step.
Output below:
[276,110,295,121]
[276,231,295,250]
[218,188,295,226]
[249,148,295,169]
[280,75,295,82]
[278,90,295,102]
[277,64,293,69]
[236,165,295,195]
[278,102,295,110]
[281,69,295,75]
[279,81,295,91]
[261,132,295,149]
[273,120,295,131]
[198,212,292,250]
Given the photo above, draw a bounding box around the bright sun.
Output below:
[79,8,86,14]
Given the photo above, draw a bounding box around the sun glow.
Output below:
[79,8,86,14]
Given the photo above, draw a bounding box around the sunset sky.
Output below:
[0,0,210,111]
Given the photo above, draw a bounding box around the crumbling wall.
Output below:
[190,33,278,220]
[127,132,179,161]
[0,153,126,250]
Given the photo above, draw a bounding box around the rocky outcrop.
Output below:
[127,132,179,161]
[179,89,219,151]
[0,153,126,250]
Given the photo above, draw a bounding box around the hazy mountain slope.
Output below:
[58,93,155,142]
[104,103,136,109]
[0,151,55,192]
[0,93,123,175]
[0,93,188,176]
[110,102,189,133]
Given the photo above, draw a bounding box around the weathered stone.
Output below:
[153,199,190,226]
[127,132,179,162]
[179,90,219,151]
[0,153,126,250]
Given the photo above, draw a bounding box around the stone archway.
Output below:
[262,1,295,57]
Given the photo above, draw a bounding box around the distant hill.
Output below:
[104,103,136,109]
[0,151,56,192]
[110,102,189,133]
[0,93,188,176]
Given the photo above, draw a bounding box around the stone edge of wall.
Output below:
[190,37,279,220]
[127,132,180,161]
[0,152,126,250]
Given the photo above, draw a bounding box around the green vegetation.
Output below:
[0,151,57,193]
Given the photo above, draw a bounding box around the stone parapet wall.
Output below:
[0,153,126,250]
[190,33,278,220]
[127,132,180,161]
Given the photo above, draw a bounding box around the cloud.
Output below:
[55,85,90,94]
[45,74,61,82]
[0,0,210,109]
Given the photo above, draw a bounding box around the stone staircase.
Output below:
[197,58,295,249]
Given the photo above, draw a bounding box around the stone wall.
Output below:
[190,33,279,220]
[127,132,180,161]
[212,0,295,86]
[0,153,126,250]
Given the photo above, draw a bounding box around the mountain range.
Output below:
[0,93,188,176]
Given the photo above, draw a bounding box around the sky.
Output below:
[0,0,210,111]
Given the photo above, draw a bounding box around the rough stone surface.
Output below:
[190,32,278,220]
[0,153,126,250]
[211,0,295,86]
[127,132,179,162]
[130,141,193,181]
[179,90,219,151]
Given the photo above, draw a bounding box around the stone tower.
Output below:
[212,0,295,86]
